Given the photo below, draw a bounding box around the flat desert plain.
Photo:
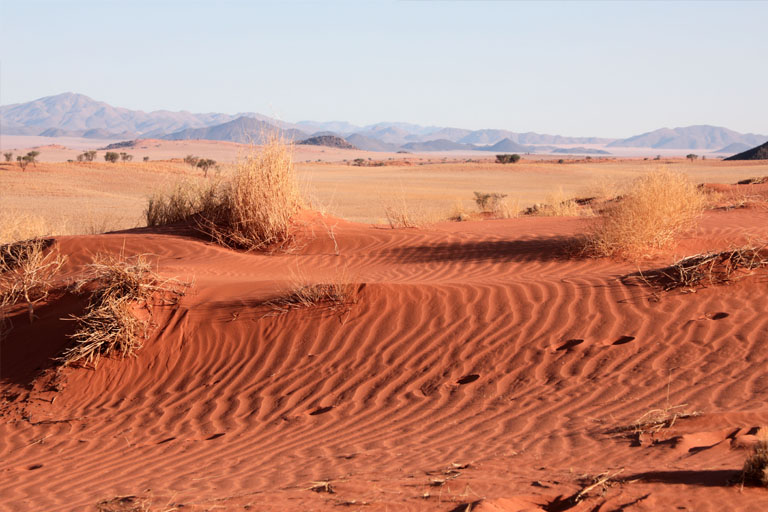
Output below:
[2,141,768,511]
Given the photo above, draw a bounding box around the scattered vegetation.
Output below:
[145,180,221,227]
[628,244,768,291]
[120,152,133,162]
[62,253,188,367]
[496,154,521,164]
[3,152,13,162]
[584,169,705,257]
[686,153,698,161]
[0,238,66,324]
[76,150,97,162]
[104,152,119,163]
[184,155,199,167]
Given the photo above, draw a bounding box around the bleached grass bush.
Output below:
[585,169,705,258]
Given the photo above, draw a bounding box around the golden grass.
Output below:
[62,253,188,367]
[585,168,706,258]
[145,179,222,227]
[202,135,301,250]
[534,187,587,217]
[0,238,66,324]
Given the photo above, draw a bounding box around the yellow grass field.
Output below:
[1,150,767,242]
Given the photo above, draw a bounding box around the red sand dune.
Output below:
[3,205,768,511]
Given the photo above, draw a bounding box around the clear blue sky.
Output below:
[1,0,766,137]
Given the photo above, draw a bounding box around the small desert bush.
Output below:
[743,433,768,486]
[473,191,507,212]
[585,169,705,257]
[0,238,66,324]
[381,188,420,228]
[62,253,187,366]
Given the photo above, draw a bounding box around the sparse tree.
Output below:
[496,154,521,164]
[76,153,85,162]
[143,156,149,162]
[25,151,40,167]
[184,154,199,167]
[196,158,216,177]
[119,152,133,162]
[686,153,698,162]
[104,152,119,163]
[3,152,12,162]
[17,155,29,171]
[84,150,97,162]
[352,158,365,166]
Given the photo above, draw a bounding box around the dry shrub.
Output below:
[585,169,705,257]
[493,197,520,219]
[383,200,418,228]
[0,238,66,324]
[146,135,301,250]
[202,135,301,249]
[743,433,768,486]
[62,253,188,366]
[629,245,768,292]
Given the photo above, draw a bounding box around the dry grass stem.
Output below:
[574,469,624,503]
[62,253,188,366]
[263,269,359,317]
[0,238,66,324]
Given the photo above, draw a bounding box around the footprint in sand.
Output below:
[556,339,584,351]
[456,374,480,385]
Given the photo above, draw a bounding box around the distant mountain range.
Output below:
[2,93,766,153]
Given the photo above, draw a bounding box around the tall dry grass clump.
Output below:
[585,169,705,258]
[145,180,222,227]
[62,253,188,366]
[202,135,301,249]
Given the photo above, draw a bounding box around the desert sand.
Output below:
[2,154,768,511]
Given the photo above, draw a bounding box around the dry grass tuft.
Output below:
[264,268,359,317]
[201,135,302,250]
[629,244,768,291]
[145,180,222,227]
[0,238,66,324]
[585,168,705,258]
[743,433,768,486]
[382,190,420,228]
[61,253,188,367]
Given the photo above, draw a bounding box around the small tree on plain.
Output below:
[84,150,97,162]
[353,158,365,166]
[76,153,85,162]
[184,155,199,167]
[25,151,40,166]
[196,158,216,177]
[686,153,698,162]
[17,155,29,170]
[143,156,149,162]
[120,152,133,162]
[3,152,12,162]
[105,152,119,163]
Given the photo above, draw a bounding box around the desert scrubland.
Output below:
[2,140,768,511]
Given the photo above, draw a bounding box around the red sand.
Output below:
[3,205,768,511]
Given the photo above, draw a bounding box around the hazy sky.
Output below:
[1,0,766,137]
